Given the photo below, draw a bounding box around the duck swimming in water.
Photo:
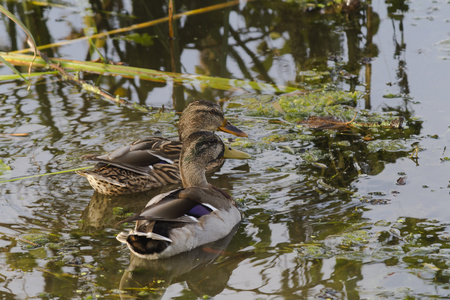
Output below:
[116,131,250,259]
[77,100,247,195]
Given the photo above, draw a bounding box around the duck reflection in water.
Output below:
[119,225,250,299]
[79,186,173,233]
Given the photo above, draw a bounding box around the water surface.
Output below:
[0,0,449,299]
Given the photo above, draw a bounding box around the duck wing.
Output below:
[82,137,182,175]
[116,186,238,258]
[118,186,229,226]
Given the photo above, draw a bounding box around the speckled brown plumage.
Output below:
[77,100,247,195]
[79,163,181,195]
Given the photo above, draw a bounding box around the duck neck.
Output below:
[179,126,198,142]
[180,162,209,188]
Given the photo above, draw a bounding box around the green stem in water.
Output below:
[0,166,93,184]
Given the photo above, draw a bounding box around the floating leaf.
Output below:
[0,159,11,178]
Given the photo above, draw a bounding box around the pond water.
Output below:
[0,0,450,299]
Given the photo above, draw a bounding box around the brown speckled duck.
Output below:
[116,131,250,259]
[77,100,247,195]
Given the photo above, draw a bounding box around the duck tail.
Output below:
[117,230,172,243]
[116,230,172,256]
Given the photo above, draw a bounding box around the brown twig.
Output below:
[1,234,38,247]
[0,133,29,137]
[16,237,38,247]
[344,111,358,125]
[30,150,41,173]
[168,0,174,39]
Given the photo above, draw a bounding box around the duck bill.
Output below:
[223,144,251,159]
[219,120,248,137]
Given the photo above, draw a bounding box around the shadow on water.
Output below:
[80,186,177,233]
[118,225,251,299]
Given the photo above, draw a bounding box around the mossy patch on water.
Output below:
[278,91,358,122]
[19,233,55,249]
[300,149,328,163]
[113,206,134,218]
[227,91,411,137]
[383,93,402,99]
[262,133,299,143]
[297,244,332,259]
[151,110,177,123]
[228,91,359,123]
[340,230,370,247]
[228,138,255,148]
[226,91,420,205]
[366,140,410,152]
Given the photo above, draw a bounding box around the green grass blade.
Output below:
[0,166,94,184]
[1,53,298,93]
[0,55,31,84]
[0,71,58,81]
[0,4,37,49]
[0,3,38,79]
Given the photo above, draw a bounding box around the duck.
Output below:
[116,131,250,260]
[77,100,247,195]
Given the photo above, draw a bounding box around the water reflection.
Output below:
[386,0,410,92]
[80,186,175,233]
[2,0,383,108]
[1,0,447,298]
[119,225,246,299]
[79,163,251,231]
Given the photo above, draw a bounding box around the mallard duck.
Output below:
[77,100,247,195]
[116,131,250,260]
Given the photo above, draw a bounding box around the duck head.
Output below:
[178,100,247,141]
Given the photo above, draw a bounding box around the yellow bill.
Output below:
[223,144,251,159]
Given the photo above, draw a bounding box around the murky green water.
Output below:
[0,0,449,299]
